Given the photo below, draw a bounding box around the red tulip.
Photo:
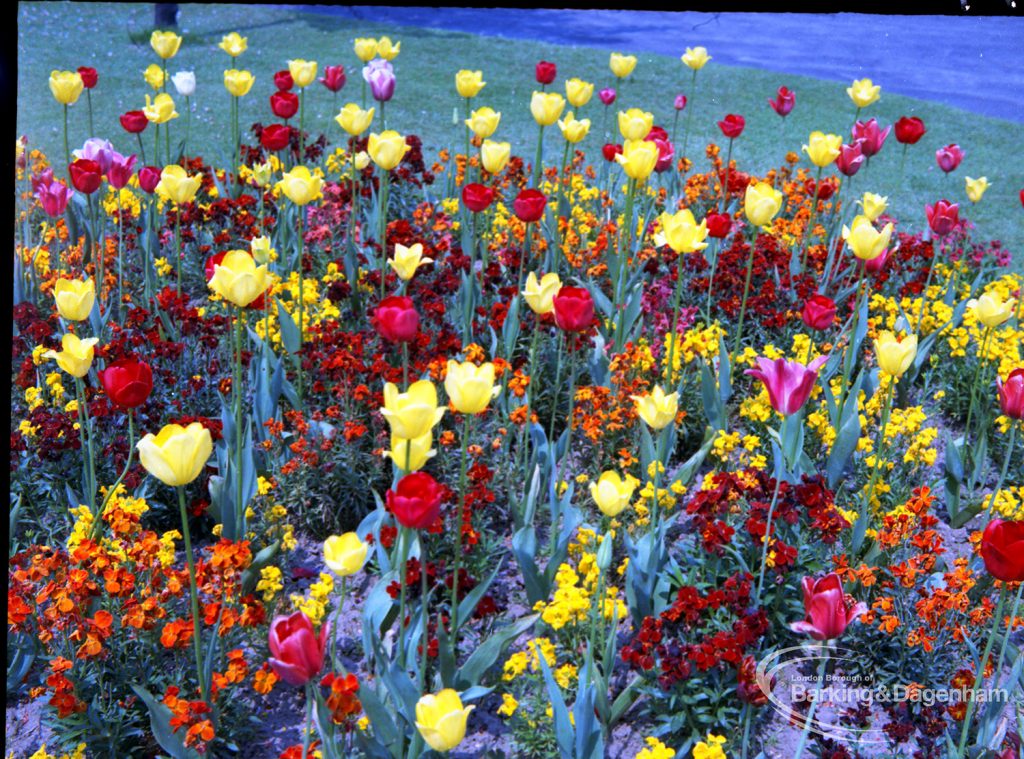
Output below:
[107,154,137,191]
[717,114,745,139]
[894,116,926,145]
[745,355,828,416]
[69,159,102,194]
[981,520,1024,582]
[851,118,891,158]
[673,93,686,111]
[1020,188,1024,208]
[705,212,732,239]
[935,144,964,174]
[804,177,836,201]
[602,143,623,163]
[274,69,294,91]
[77,66,98,89]
[789,573,867,641]
[835,142,866,177]
[138,166,162,194]
[386,472,445,530]
[767,86,795,117]
[552,286,594,332]
[801,294,837,331]
[373,295,419,343]
[535,60,557,85]
[99,358,153,408]
[997,368,1024,420]
[270,91,299,120]
[319,65,346,93]
[261,124,292,152]
[461,183,495,213]
[267,611,329,686]
[512,189,546,223]
[925,199,959,237]
[120,110,149,134]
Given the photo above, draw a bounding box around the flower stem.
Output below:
[956,584,1008,756]
[793,648,829,759]
[732,226,758,360]
[451,415,472,658]
[177,486,209,705]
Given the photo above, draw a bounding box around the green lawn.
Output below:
[18,2,1024,259]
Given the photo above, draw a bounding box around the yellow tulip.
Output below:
[250,236,276,265]
[384,431,436,473]
[53,278,95,322]
[965,176,989,203]
[354,151,370,170]
[381,380,446,439]
[208,250,269,308]
[617,108,654,141]
[802,131,842,167]
[288,59,318,88]
[354,37,378,62]
[49,70,84,105]
[219,32,248,57]
[565,78,594,108]
[144,93,179,125]
[389,242,433,281]
[415,689,475,754]
[873,331,917,377]
[143,64,165,91]
[842,214,893,260]
[744,181,784,227]
[615,139,659,182]
[656,209,709,254]
[42,334,98,378]
[455,70,485,99]
[252,161,274,188]
[223,69,255,97]
[367,131,411,171]
[557,112,590,144]
[609,52,637,78]
[480,140,511,174]
[323,533,368,577]
[847,78,880,108]
[336,103,375,136]
[589,471,638,517]
[967,291,1016,328]
[155,165,201,205]
[150,30,183,60]
[276,166,323,206]
[681,46,711,71]
[522,272,561,315]
[859,193,888,222]
[445,360,500,415]
[631,385,679,430]
[137,423,213,487]
[530,91,565,127]
[465,107,500,139]
[377,36,401,61]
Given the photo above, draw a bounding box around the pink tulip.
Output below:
[997,368,1024,420]
[673,93,686,110]
[925,199,959,237]
[860,247,890,276]
[363,59,395,102]
[36,178,72,217]
[744,355,828,416]
[107,153,137,190]
[267,611,329,686]
[320,65,346,93]
[790,573,867,641]
[835,142,866,177]
[851,118,891,158]
[599,88,617,106]
[935,143,964,173]
[73,137,115,175]
[767,86,795,117]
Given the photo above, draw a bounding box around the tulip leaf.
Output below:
[511,526,547,605]
[826,399,861,490]
[355,682,401,757]
[130,685,200,759]
[456,557,504,632]
[573,654,604,759]
[275,298,301,355]
[455,613,538,690]
[536,654,575,759]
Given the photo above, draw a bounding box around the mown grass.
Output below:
[17,2,1024,259]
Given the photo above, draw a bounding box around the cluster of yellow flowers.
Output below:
[290,571,334,624]
[635,736,676,759]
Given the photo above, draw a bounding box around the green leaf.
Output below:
[455,613,539,689]
[130,685,199,759]
[276,297,301,355]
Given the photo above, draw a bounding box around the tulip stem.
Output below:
[550,345,578,557]
[91,410,134,540]
[302,681,313,759]
[177,486,209,705]
[234,306,245,537]
[74,377,98,519]
[704,238,720,326]
[116,193,124,319]
[299,87,306,160]
[982,423,1018,521]
[418,534,429,695]
[464,97,472,182]
[516,221,531,296]
[838,266,867,409]
[396,525,411,665]
[451,415,472,659]
[665,244,689,386]
[793,648,829,759]
[956,583,1008,757]
[330,576,346,672]
[800,165,824,272]
[62,105,70,182]
[378,170,391,301]
[680,70,698,171]
[613,179,637,353]
[296,210,306,408]
[649,425,668,529]
[532,123,544,188]
[175,207,182,297]
[755,472,784,599]
[732,226,758,360]
[719,137,733,215]
[962,327,992,489]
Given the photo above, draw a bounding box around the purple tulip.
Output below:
[851,118,891,158]
[744,355,829,416]
[107,153,137,190]
[362,59,395,103]
[36,177,72,217]
[599,87,616,106]
[73,138,116,175]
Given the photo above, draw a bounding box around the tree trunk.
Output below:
[154,3,179,28]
